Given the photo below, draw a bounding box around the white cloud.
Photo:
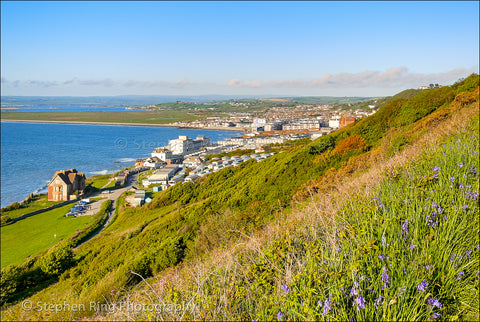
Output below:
[225,67,477,89]
[1,67,476,96]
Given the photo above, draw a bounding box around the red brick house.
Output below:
[48,169,86,201]
[339,115,356,128]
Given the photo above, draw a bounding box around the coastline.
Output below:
[0,119,246,132]
[0,120,245,208]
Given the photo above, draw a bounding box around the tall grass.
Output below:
[94,113,478,322]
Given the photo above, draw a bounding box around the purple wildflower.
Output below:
[378,254,390,261]
[402,219,408,239]
[281,284,290,293]
[458,271,465,279]
[470,165,478,175]
[354,296,366,310]
[381,267,389,290]
[432,313,441,319]
[432,166,440,172]
[450,254,456,262]
[476,244,480,250]
[449,176,455,182]
[459,162,464,168]
[350,286,359,297]
[465,250,472,257]
[424,264,432,270]
[462,204,468,211]
[398,286,406,295]
[417,279,428,292]
[427,298,442,309]
[277,311,285,321]
[374,295,383,309]
[322,298,331,316]
[408,244,416,250]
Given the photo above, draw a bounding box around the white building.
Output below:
[142,164,179,186]
[168,135,210,155]
[151,148,173,161]
[329,119,340,129]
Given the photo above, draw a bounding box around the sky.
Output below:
[1,1,479,97]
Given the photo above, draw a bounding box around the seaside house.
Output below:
[132,189,146,207]
[47,169,86,201]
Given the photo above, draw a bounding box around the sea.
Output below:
[0,122,241,208]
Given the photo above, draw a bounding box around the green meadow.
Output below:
[0,195,62,223]
[0,204,92,268]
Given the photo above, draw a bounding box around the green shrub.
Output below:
[308,135,335,155]
[37,241,75,276]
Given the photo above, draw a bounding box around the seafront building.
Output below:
[48,169,86,201]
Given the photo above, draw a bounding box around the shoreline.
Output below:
[0,120,245,208]
[1,119,246,132]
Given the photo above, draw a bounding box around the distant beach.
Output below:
[1,119,245,132]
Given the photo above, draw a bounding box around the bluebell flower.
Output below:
[381,267,389,290]
[402,219,408,239]
[462,204,468,211]
[350,286,359,297]
[432,166,440,172]
[322,298,331,316]
[427,298,442,309]
[457,271,465,279]
[281,284,290,293]
[465,250,472,257]
[277,311,285,321]
[449,176,455,182]
[354,296,366,310]
[432,313,441,319]
[398,286,406,295]
[378,254,390,261]
[417,279,428,292]
[374,295,383,309]
[408,244,416,250]
[459,162,464,168]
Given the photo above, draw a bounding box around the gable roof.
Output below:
[49,169,85,186]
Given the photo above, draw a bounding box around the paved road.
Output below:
[73,172,142,249]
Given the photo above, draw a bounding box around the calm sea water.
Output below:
[0,122,240,207]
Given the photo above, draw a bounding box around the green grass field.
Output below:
[0,204,92,268]
[0,194,62,221]
[0,110,205,124]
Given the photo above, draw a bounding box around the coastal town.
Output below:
[39,101,380,211]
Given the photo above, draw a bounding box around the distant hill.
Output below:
[282,96,380,104]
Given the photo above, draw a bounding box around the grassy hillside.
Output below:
[0,74,478,321]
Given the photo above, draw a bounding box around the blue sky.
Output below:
[1,1,478,97]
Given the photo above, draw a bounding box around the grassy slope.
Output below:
[0,204,92,268]
[0,75,478,320]
[95,83,478,321]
